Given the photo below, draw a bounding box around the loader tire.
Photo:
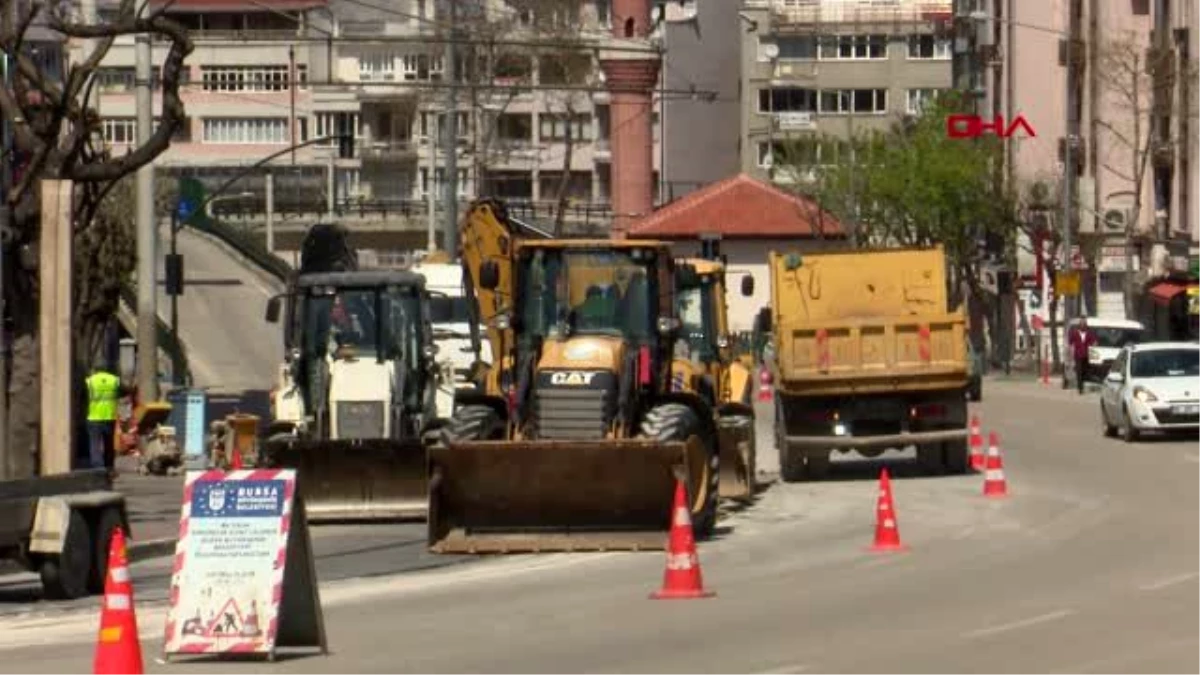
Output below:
[640,403,718,539]
[440,405,506,444]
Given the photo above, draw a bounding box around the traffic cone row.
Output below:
[94,527,144,675]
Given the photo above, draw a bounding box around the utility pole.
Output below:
[1060,1,1081,324]
[426,122,437,251]
[134,27,159,401]
[441,0,459,256]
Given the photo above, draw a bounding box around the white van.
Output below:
[411,262,494,417]
[1062,317,1145,388]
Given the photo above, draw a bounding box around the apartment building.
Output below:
[83,0,660,216]
[955,0,1197,320]
[737,0,954,184]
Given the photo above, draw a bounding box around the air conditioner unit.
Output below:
[1102,208,1127,231]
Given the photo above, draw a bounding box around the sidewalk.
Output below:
[113,456,184,562]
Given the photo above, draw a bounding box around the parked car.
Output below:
[966,340,983,402]
[1099,341,1200,442]
[1063,317,1145,389]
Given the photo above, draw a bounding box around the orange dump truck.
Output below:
[767,245,971,481]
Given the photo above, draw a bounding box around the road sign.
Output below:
[175,197,196,223]
[163,470,327,660]
[1055,271,1082,297]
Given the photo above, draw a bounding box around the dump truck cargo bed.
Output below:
[427,439,693,553]
[261,438,427,521]
[768,246,971,478]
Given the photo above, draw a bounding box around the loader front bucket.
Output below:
[261,438,427,522]
[717,421,756,501]
[427,439,694,554]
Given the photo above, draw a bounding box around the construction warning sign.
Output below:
[162,469,326,661]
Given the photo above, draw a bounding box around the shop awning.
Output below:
[1148,281,1190,305]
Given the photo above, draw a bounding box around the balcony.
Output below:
[359,140,420,164]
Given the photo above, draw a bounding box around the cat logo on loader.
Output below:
[549,371,601,386]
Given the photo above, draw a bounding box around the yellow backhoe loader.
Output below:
[427,199,719,553]
[671,235,758,501]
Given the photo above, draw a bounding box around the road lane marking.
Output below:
[962,609,1075,639]
[756,663,808,673]
[1139,571,1199,592]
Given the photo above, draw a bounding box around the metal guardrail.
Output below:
[118,283,193,386]
[211,198,616,228]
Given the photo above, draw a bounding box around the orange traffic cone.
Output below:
[869,468,907,552]
[650,480,715,600]
[756,366,773,402]
[94,527,144,675]
[982,433,1009,498]
[968,416,985,471]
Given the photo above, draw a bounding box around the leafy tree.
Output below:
[0,0,192,478]
[774,91,1022,349]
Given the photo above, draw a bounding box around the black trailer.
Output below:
[0,469,130,600]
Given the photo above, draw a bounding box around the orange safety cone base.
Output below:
[867,541,909,553]
[984,485,1009,498]
[650,587,717,600]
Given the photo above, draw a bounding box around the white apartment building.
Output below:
[84,0,660,218]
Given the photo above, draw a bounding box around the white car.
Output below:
[1099,342,1200,442]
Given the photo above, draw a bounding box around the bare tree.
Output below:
[1095,33,1199,317]
[0,0,192,477]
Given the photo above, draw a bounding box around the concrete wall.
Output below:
[661,0,741,201]
[666,237,847,330]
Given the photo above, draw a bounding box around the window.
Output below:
[1130,348,1200,378]
[594,0,611,28]
[493,53,532,82]
[419,167,469,198]
[359,52,395,80]
[201,117,290,144]
[820,88,888,114]
[819,34,887,60]
[418,111,469,140]
[756,141,785,168]
[102,118,137,144]
[775,35,817,60]
[907,35,951,59]
[496,113,533,143]
[315,112,361,146]
[200,65,305,92]
[758,87,818,113]
[539,114,591,142]
[538,52,592,85]
[399,53,443,81]
[95,67,135,93]
[906,88,944,115]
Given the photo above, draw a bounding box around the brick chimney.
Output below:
[599,0,661,238]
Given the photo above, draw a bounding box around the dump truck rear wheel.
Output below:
[805,454,830,480]
[441,405,505,444]
[942,438,970,474]
[88,507,126,594]
[640,403,718,539]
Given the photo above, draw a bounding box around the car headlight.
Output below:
[1132,385,1158,403]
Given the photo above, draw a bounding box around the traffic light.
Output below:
[337,113,355,159]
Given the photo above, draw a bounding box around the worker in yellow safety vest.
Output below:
[85,363,134,474]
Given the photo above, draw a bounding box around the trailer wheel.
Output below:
[41,510,93,601]
[804,454,830,480]
[640,403,718,539]
[916,443,945,475]
[89,508,127,594]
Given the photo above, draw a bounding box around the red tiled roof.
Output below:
[628,173,844,240]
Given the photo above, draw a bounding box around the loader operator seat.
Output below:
[576,284,617,331]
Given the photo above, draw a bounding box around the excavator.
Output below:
[672,236,759,501]
[260,222,446,522]
[427,199,719,553]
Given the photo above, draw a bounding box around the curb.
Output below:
[128,537,177,563]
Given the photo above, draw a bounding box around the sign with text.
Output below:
[1055,271,1082,297]
[946,114,1037,139]
[163,469,327,661]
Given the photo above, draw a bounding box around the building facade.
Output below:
[84,0,662,225]
[737,0,954,185]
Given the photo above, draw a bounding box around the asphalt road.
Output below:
[0,378,1195,672]
[158,225,285,398]
[0,521,473,620]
